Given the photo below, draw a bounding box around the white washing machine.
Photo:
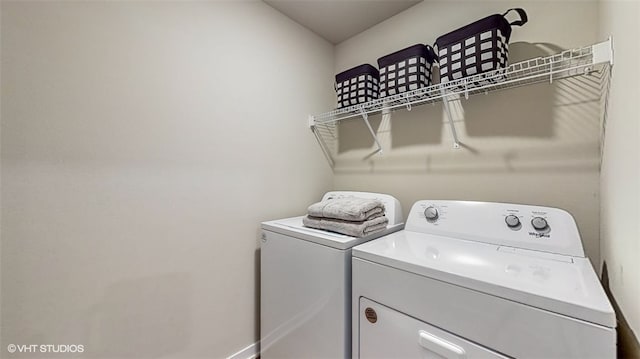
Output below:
[261,191,404,359]
[352,200,616,358]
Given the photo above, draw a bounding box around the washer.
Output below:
[352,200,616,358]
[261,191,404,359]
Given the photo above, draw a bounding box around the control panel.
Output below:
[405,200,584,257]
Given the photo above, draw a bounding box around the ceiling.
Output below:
[263,0,423,44]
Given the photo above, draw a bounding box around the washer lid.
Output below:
[262,216,404,250]
[353,231,616,328]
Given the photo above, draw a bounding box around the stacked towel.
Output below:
[302,197,388,237]
[303,215,388,238]
[307,197,385,221]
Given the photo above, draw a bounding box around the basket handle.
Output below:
[430,42,439,61]
[426,44,438,62]
[502,8,528,27]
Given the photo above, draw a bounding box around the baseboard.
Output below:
[226,342,259,359]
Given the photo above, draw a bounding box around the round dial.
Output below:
[531,217,549,231]
[505,215,521,228]
[424,206,439,221]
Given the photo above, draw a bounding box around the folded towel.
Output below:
[302,215,389,238]
[307,197,386,222]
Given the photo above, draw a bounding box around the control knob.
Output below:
[505,215,521,228]
[424,206,439,221]
[531,217,549,231]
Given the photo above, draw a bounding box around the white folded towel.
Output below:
[302,215,389,238]
[307,197,385,222]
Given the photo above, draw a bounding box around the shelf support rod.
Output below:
[308,115,335,168]
[440,88,461,149]
[359,107,383,155]
[405,93,412,111]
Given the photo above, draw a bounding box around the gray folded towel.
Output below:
[307,197,386,222]
[302,215,389,238]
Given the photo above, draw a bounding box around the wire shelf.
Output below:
[309,39,613,166]
[311,39,613,125]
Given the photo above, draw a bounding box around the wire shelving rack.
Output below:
[309,38,613,167]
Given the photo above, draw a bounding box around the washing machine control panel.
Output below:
[405,200,584,257]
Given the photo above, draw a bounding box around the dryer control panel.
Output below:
[405,200,584,257]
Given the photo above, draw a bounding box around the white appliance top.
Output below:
[353,200,615,328]
[261,191,404,250]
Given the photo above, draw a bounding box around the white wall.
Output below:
[3,1,636,357]
[598,0,640,344]
[0,1,333,358]
[332,1,604,265]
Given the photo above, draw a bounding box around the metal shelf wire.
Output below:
[309,38,613,164]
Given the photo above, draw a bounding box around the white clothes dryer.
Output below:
[261,191,404,359]
[352,200,616,358]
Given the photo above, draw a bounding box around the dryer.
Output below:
[352,200,616,358]
[261,191,403,359]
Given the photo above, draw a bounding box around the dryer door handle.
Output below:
[418,330,467,359]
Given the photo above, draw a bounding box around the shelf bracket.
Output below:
[308,115,335,168]
[405,93,412,111]
[359,107,383,155]
[592,37,614,66]
[440,88,461,149]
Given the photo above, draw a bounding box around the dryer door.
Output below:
[358,298,508,359]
